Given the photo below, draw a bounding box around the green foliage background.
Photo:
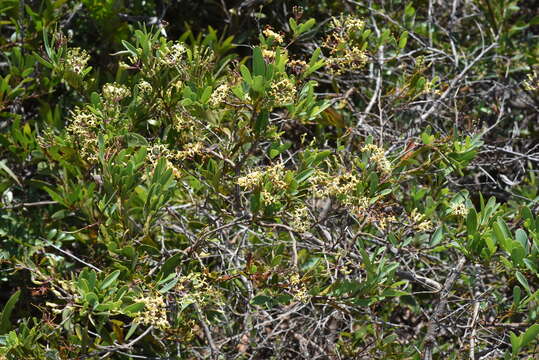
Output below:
[1,0,539,359]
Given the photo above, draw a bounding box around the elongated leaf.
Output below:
[289,18,298,33]
[100,270,121,290]
[121,40,139,57]
[252,47,265,77]
[254,110,269,134]
[295,169,314,183]
[493,221,510,252]
[240,64,252,85]
[399,31,409,49]
[466,208,477,235]
[122,302,145,315]
[510,331,522,356]
[158,253,183,280]
[515,229,528,253]
[0,290,20,334]
[521,324,539,348]
[430,227,444,246]
[0,160,22,186]
[251,75,265,93]
[515,271,530,294]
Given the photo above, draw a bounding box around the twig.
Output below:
[420,41,498,122]
[1,200,58,210]
[422,256,466,360]
[195,303,219,358]
[84,326,154,359]
[395,270,442,293]
[44,240,103,273]
[290,231,299,269]
[468,300,480,360]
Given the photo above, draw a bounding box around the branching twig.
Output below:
[195,303,219,357]
[420,41,498,122]
[422,256,466,360]
[44,240,103,273]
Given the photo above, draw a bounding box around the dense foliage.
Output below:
[1,0,539,359]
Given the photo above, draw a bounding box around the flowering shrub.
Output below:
[1,1,539,359]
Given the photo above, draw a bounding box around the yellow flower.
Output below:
[209,84,230,106]
[263,28,284,44]
[103,83,130,102]
[269,78,296,105]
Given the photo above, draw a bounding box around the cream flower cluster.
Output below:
[289,205,312,233]
[361,144,392,174]
[410,208,433,232]
[262,49,276,62]
[209,84,230,107]
[136,80,153,95]
[450,202,469,217]
[237,170,264,190]
[523,70,538,92]
[64,47,90,75]
[103,83,131,103]
[324,15,369,75]
[176,142,204,160]
[237,163,289,205]
[330,15,365,33]
[159,43,186,67]
[175,272,224,309]
[287,59,308,74]
[134,294,170,330]
[269,78,296,105]
[290,273,310,303]
[65,107,99,161]
[263,28,284,44]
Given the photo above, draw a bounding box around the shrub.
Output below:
[1,1,538,359]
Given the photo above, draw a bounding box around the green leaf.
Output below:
[250,191,261,213]
[100,270,121,290]
[513,285,521,307]
[521,324,539,348]
[515,229,528,252]
[240,64,252,85]
[159,278,179,294]
[84,292,99,308]
[511,244,525,266]
[304,48,324,78]
[200,85,213,104]
[421,132,435,145]
[493,220,510,253]
[252,47,265,77]
[0,160,22,187]
[121,40,139,57]
[289,18,298,33]
[122,302,145,315]
[379,29,391,45]
[0,290,20,334]
[124,133,149,147]
[398,31,409,49]
[523,258,538,274]
[158,253,183,280]
[125,322,140,340]
[466,208,478,235]
[254,110,269,134]
[301,256,320,271]
[295,169,314,183]
[251,295,272,306]
[430,227,444,246]
[251,75,265,93]
[405,3,416,17]
[510,331,522,356]
[298,18,316,35]
[515,271,530,294]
